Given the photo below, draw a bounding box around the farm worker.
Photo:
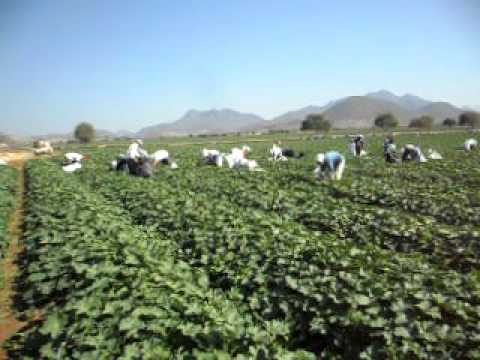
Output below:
[133,158,155,177]
[401,144,427,163]
[314,151,346,181]
[202,148,223,167]
[427,149,443,160]
[112,155,155,177]
[270,141,304,161]
[230,145,251,160]
[225,145,250,168]
[62,152,87,173]
[112,154,130,172]
[126,139,148,161]
[281,148,304,159]
[270,142,286,161]
[350,135,366,157]
[150,149,178,169]
[464,138,478,151]
[33,140,54,155]
[224,146,263,171]
[384,135,399,163]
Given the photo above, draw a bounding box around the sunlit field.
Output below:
[3,131,479,358]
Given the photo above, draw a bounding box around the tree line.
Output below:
[300,111,480,131]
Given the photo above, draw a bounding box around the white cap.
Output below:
[136,139,144,145]
[316,153,325,164]
[242,145,251,152]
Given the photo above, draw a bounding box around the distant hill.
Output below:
[7,90,469,138]
[252,90,465,131]
[137,109,266,138]
[321,96,413,128]
[366,90,431,111]
[414,102,463,122]
[30,129,134,142]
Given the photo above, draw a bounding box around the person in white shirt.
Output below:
[202,149,223,167]
[270,142,304,161]
[224,145,262,171]
[270,142,286,161]
[401,144,427,163]
[230,145,251,160]
[62,152,87,173]
[464,138,478,151]
[126,139,149,161]
[150,149,178,169]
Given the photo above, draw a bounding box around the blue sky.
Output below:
[1,0,479,135]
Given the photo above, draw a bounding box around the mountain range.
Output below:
[137,109,267,138]
[136,90,465,137]
[1,90,472,140]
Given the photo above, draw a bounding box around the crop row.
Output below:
[329,153,480,226]
[0,165,17,258]
[8,161,308,359]
[77,160,480,358]
[117,159,479,274]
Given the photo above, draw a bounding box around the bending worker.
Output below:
[270,141,304,161]
[384,135,399,163]
[127,139,149,160]
[63,152,87,173]
[401,144,427,163]
[314,151,346,181]
[465,138,478,151]
[202,148,223,167]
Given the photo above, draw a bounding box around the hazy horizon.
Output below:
[1,0,479,136]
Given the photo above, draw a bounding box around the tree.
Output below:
[442,118,456,127]
[301,114,331,132]
[409,115,434,129]
[374,113,399,129]
[458,111,480,128]
[74,122,95,143]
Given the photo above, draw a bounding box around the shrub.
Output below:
[442,118,456,127]
[409,115,434,129]
[74,122,95,143]
[374,113,398,128]
[458,111,480,128]
[301,114,331,131]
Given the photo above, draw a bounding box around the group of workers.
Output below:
[59,135,478,181]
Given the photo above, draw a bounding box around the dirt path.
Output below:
[0,151,33,360]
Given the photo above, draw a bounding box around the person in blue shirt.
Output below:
[314,151,346,180]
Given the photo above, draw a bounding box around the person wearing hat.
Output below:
[224,145,262,170]
[202,148,224,167]
[270,141,304,161]
[126,139,148,161]
[464,138,478,151]
[384,135,399,163]
[314,151,346,180]
[62,152,89,173]
[401,144,427,163]
[150,149,178,169]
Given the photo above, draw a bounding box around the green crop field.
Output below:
[0,166,17,260]
[4,131,480,359]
